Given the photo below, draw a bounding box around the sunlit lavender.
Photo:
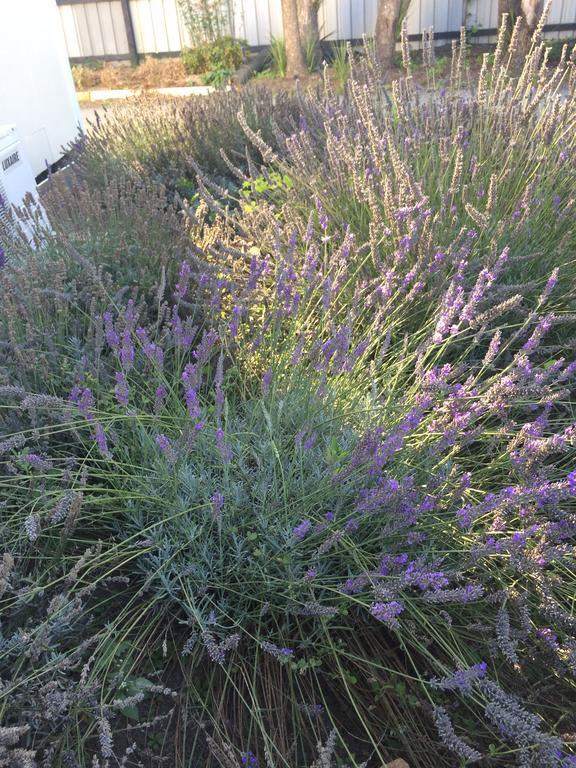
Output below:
[0,11,575,768]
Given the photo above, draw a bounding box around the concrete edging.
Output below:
[76,84,228,102]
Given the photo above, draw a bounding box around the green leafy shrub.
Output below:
[181,36,245,75]
[3,199,576,765]
[202,67,235,88]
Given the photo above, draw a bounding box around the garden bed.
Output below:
[2,20,576,768]
[70,44,498,96]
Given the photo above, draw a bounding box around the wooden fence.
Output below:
[57,0,576,62]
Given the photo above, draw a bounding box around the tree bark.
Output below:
[498,0,522,24]
[297,0,321,69]
[521,0,544,32]
[282,0,308,77]
[498,0,544,51]
[374,0,403,69]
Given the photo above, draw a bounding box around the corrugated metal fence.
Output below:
[57,0,576,62]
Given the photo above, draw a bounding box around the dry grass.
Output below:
[71,56,196,91]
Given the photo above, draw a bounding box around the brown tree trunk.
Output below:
[374,0,403,69]
[498,0,544,51]
[282,0,307,77]
[297,0,321,69]
[521,0,545,32]
[498,0,522,24]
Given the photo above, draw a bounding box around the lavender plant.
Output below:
[0,177,210,393]
[69,87,303,193]
[1,10,575,768]
[233,15,576,311]
[3,207,576,765]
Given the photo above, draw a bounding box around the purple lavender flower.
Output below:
[369,600,404,627]
[201,630,239,664]
[24,513,40,542]
[136,327,164,368]
[522,315,553,353]
[240,751,258,768]
[229,305,242,338]
[175,260,192,300]
[423,584,484,603]
[69,385,94,421]
[340,574,369,595]
[430,662,488,692]
[297,701,324,718]
[537,627,560,651]
[171,306,197,349]
[540,268,559,303]
[344,517,359,533]
[260,641,294,660]
[432,707,482,762]
[315,196,328,230]
[478,679,562,759]
[215,427,232,462]
[321,275,332,311]
[103,312,119,349]
[114,371,129,406]
[193,329,218,366]
[567,471,576,496]
[24,453,53,471]
[155,433,177,465]
[293,519,312,541]
[94,423,110,458]
[182,364,201,420]
[210,492,224,522]
[296,602,338,617]
[303,432,317,451]
[154,385,167,415]
[119,329,134,370]
[262,367,272,394]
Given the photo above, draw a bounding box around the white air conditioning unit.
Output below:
[0,125,47,251]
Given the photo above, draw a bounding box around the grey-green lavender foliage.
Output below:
[1,9,576,768]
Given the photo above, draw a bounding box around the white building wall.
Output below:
[0,0,82,176]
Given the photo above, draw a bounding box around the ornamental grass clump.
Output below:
[0,9,576,768]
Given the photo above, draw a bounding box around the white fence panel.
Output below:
[86,2,107,54]
[131,0,158,52]
[57,0,576,60]
[75,4,97,55]
[59,4,83,58]
[111,2,130,51]
[268,0,283,40]
[162,0,185,49]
